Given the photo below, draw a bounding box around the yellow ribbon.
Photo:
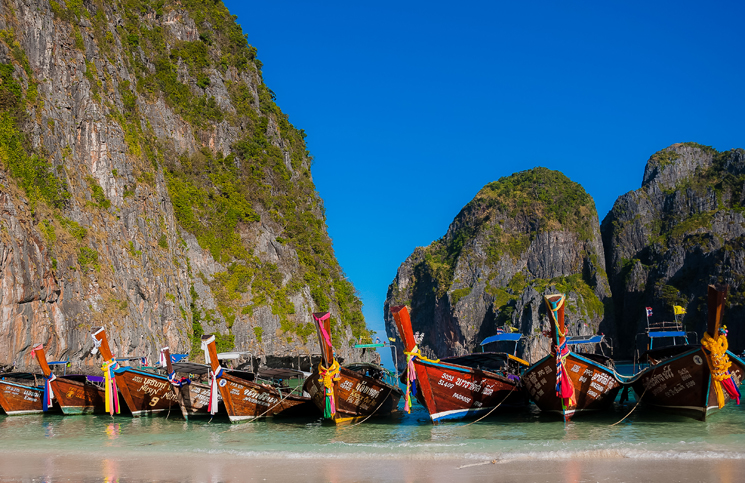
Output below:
[101,359,120,415]
[701,332,732,409]
[403,347,440,364]
[318,360,341,418]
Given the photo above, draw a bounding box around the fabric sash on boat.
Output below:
[701,328,741,408]
[201,340,224,415]
[549,295,575,410]
[31,344,55,411]
[42,373,56,412]
[318,359,340,418]
[167,372,191,387]
[101,358,121,415]
[313,312,341,419]
[402,346,439,413]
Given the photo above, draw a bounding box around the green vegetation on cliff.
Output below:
[1,0,369,354]
[417,167,597,295]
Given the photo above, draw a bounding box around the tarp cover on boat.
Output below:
[171,362,210,375]
[566,335,603,345]
[480,333,522,345]
[648,331,687,338]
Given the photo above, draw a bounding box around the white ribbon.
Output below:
[159,348,168,367]
[200,339,212,365]
[208,366,224,415]
[91,335,102,355]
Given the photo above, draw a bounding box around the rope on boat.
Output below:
[609,365,659,427]
[219,383,304,431]
[460,384,517,427]
[350,386,394,426]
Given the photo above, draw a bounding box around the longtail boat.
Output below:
[159,347,214,420]
[0,372,45,415]
[201,334,316,422]
[303,312,402,424]
[32,344,106,415]
[390,305,527,422]
[630,285,744,420]
[523,293,623,420]
[91,328,178,417]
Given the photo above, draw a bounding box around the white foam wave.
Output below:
[188,447,745,461]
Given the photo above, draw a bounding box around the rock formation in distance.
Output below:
[601,143,745,357]
[384,167,614,367]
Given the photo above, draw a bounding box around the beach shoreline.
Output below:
[1,450,743,482]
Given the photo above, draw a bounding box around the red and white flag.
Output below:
[645,307,653,317]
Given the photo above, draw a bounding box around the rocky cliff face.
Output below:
[384,168,613,367]
[601,143,745,357]
[0,0,367,370]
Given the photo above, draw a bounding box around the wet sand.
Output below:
[0,451,743,482]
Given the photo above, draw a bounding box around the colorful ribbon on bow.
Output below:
[315,312,333,349]
[403,348,418,413]
[101,358,121,415]
[201,339,223,415]
[208,366,223,415]
[318,359,341,419]
[168,372,191,387]
[549,295,575,411]
[401,346,441,413]
[702,329,741,408]
[30,344,55,412]
[42,373,56,412]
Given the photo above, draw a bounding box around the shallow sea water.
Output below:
[1,364,744,482]
[1,391,744,463]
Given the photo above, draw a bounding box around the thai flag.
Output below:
[646,307,653,317]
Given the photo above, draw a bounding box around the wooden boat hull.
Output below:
[52,377,106,415]
[0,381,44,415]
[174,382,213,419]
[115,368,179,417]
[405,358,525,422]
[219,373,316,423]
[524,352,622,418]
[304,366,402,424]
[631,349,745,420]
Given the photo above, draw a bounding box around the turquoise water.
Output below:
[2,395,744,462]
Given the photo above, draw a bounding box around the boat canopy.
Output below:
[566,335,603,345]
[171,362,210,375]
[480,333,522,345]
[217,351,251,360]
[648,331,687,338]
[170,353,189,363]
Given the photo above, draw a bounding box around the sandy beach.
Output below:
[0,451,743,483]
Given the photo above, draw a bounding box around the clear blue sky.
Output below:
[224,0,745,355]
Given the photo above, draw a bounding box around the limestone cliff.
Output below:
[384,168,613,368]
[0,0,367,370]
[601,143,745,357]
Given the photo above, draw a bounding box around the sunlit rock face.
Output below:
[0,0,367,370]
[602,143,745,357]
[385,167,613,367]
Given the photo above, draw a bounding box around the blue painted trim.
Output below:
[431,406,494,422]
[114,367,168,381]
[0,381,42,392]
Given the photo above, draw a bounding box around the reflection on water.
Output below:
[102,458,118,483]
